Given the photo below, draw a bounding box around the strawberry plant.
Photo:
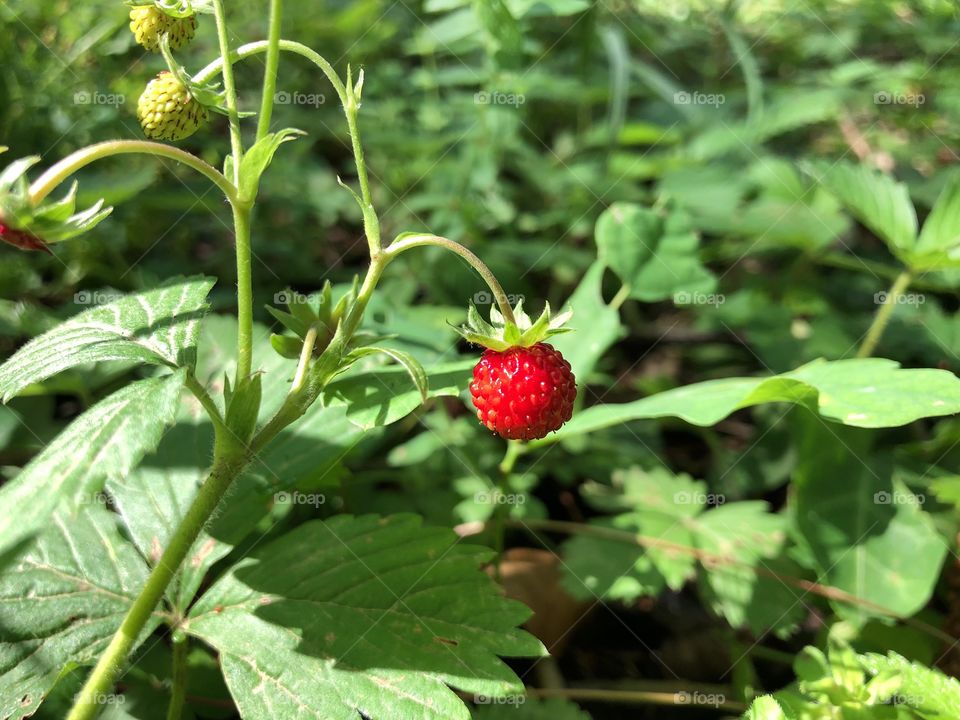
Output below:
[5,2,960,720]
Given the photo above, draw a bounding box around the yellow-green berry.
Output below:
[137,72,208,141]
[129,5,197,52]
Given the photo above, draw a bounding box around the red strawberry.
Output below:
[0,221,51,254]
[471,342,576,440]
[457,300,576,441]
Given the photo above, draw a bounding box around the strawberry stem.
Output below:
[385,233,517,325]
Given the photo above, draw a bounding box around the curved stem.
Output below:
[66,450,248,720]
[211,0,243,185]
[28,140,238,206]
[290,325,318,392]
[193,39,348,107]
[385,234,516,324]
[183,373,227,436]
[857,270,912,358]
[255,0,283,143]
[165,634,189,720]
[195,40,379,255]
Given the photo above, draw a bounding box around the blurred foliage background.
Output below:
[5,0,960,717]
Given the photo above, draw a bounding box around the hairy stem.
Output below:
[255,0,284,142]
[66,451,247,720]
[183,373,227,437]
[492,440,523,579]
[165,634,189,720]
[232,204,254,381]
[211,0,243,185]
[28,140,238,206]
[385,234,516,324]
[195,39,379,254]
[857,270,912,358]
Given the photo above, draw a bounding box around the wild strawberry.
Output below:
[137,72,208,141]
[458,301,576,440]
[0,220,51,254]
[471,343,576,440]
[129,5,197,52]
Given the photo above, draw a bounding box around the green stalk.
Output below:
[193,39,379,255]
[66,450,247,720]
[210,0,253,383]
[385,234,517,324]
[231,204,254,380]
[492,440,523,579]
[165,634,189,720]
[28,140,238,206]
[857,270,912,358]
[255,0,283,142]
[211,0,243,185]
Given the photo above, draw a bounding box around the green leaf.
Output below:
[186,514,544,720]
[0,506,155,720]
[914,173,960,269]
[564,467,704,599]
[814,162,918,261]
[238,129,305,202]
[347,346,429,404]
[0,276,214,401]
[792,422,947,619]
[473,696,592,719]
[860,651,960,719]
[594,203,716,302]
[323,359,474,429]
[0,371,186,557]
[544,358,960,443]
[693,502,803,636]
[549,262,623,382]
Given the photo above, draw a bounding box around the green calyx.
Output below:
[266,278,385,361]
[0,152,112,248]
[456,300,573,352]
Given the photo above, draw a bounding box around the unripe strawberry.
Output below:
[129,5,197,52]
[471,342,576,440]
[137,72,208,141]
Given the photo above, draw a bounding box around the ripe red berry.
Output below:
[470,342,576,441]
[0,221,51,254]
